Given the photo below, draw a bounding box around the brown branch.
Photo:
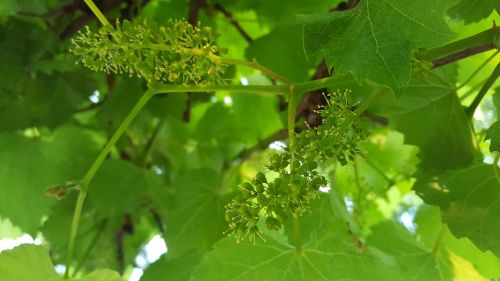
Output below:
[187,0,206,25]
[234,129,289,161]
[432,44,496,68]
[295,60,330,128]
[213,4,253,43]
[116,214,134,274]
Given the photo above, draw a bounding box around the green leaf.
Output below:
[96,77,147,134]
[246,25,316,82]
[231,91,283,142]
[368,222,442,280]
[415,206,500,279]
[77,270,123,281]
[485,121,500,153]
[380,66,476,171]
[0,126,101,234]
[88,159,166,216]
[299,0,455,91]
[190,230,402,281]
[448,0,500,23]
[0,0,16,18]
[0,19,95,131]
[0,244,123,281]
[140,251,203,281]
[212,0,334,25]
[416,164,500,258]
[0,244,59,281]
[165,169,228,256]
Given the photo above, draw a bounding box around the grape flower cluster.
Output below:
[225,90,367,242]
[70,19,226,85]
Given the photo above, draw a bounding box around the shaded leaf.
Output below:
[246,25,316,82]
[165,169,228,256]
[485,120,500,153]
[368,222,442,281]
[380,66,476,171]
[416,164,500,258]
[140,251,203,281]
[448,0,500,23]
[88,159,166,216]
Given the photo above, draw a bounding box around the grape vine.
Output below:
[225,90,367,241]
[57,1,499,277]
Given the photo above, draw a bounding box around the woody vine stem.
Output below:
[64,0,499,277]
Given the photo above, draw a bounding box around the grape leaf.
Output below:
[96,77,147,134]
[0,244,59,281]
[448,0,500,23]
[42,192,152,273]
[0,244,123,281]
[165,169,228,256]
[416,164,500,258]
[231,91,283,142]
[246,25,316,82]
[88,159,166,216]
[415,206,500,279]
[190,230,402,281]
[0,126,101,234]
[379,66,476,172]
[368,222,443,280]
[485,121,500,153]
[140,251,203,281]
[299,0,455,92]
[0,19,93,131]
[212,0,334,25]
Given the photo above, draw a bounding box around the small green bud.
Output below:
[265,216,282,231]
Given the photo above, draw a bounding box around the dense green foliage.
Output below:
[0,0,499,280]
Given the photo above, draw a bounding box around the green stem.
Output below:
[457,50,499,90]
[217,57,289,83]
[293,77,338,93]
[64,89,154,278]
[466,62,500,118]
[151,83,289,96]
[287,87,301,252]
[83,0,111,26]
[424,29,497,61]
